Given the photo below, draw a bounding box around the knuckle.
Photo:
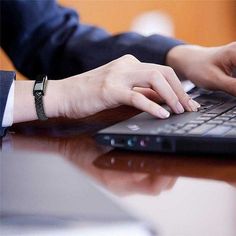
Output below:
[120,54,139,63]
[163,66,177,79]
[148,70,162,83]
[130,92,141,105]
[165,66,175,74]
[110,55,139,69]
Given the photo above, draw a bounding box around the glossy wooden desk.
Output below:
[7,107,236,236]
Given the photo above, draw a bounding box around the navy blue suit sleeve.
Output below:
[0,0,184,80]
[0,71,15,137]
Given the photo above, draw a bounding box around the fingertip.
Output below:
[188,99,199,112]
[176,101,185,114]
[158,108,170,119]
[193,100,201,108]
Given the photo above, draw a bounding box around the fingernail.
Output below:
[188,99,198,111]
[176,101,184,114]
[159,108,170,118]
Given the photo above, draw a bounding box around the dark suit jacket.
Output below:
[0,71,15,136]
[0,0,184,136]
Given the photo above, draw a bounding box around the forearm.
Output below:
[13,80,64,123]
[166,44,207,80]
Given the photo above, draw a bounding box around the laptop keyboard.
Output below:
[156,101,236,137]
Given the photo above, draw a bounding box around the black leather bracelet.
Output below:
[33,75,48,121]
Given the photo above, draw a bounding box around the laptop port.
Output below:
[140,139,148,147]
[127,139,135,147]
[110,138,126,147]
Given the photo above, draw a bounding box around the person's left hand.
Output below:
[167,42,236,95]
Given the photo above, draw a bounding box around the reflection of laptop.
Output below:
[96,87,236,154]
[0,152,155,235]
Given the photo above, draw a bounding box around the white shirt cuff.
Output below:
[2,81,15,127]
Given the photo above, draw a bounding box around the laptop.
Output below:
[0,151,155,236]
[96,86,236,154]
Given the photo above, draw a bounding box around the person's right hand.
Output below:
[58,55,200,119]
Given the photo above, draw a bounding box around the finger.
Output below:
[160,66,200,112]
[139,63,200,112]
[126,70,184,114]
[147,71,186,114]
[133,87,164,103]
[120,90,170,119]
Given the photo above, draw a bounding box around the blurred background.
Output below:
[1,0,236,80]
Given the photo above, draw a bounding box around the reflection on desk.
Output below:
[6,107,236,236]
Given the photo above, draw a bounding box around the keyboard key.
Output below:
[224,129,236,137]
[169,123,185,128]
[196,116,212,121]
[207,120,224,125]
[188,124,216,135]
[208,103,236,115]
[204,126,231,136]
[173,130,186,134]
[214,116,231,121]
[222,122,236,127]
[201,114,217,117]
[188,120,205,125]
[182,124,198,131]
[183,123,198,128]
[221,114,235,118]
[163,125,176,131]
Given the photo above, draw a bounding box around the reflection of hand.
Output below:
[97,171,176,196]
[10,133,108,165]
[167,43,236,95]
[10,133,176,196]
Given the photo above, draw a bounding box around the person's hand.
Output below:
[167,42,236,95]
[14,55,200,124]
[58,55,200,120]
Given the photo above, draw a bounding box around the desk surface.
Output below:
[7,106,236,236]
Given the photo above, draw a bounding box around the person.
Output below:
[0,0,236,137]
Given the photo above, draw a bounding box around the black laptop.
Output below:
[96,87,236,154]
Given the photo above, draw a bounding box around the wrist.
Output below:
[44,79,65,118]
[13,79,64,124]
[166,45,204,80]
